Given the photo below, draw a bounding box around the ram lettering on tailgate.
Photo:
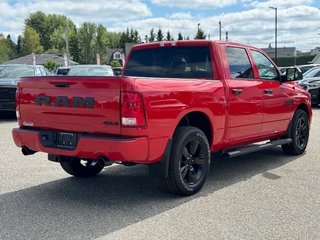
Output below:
[35,96,94,108]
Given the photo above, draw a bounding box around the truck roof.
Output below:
[130,40,262,52]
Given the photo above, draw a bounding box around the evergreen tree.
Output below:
[156,28,164,42]
[148,28,155,42]
[78,22,97,64]
[0,34,11,63]
[166,31,174,41]
[16,35,23,57]
[178,32,183,40]
[6,34,17,58]
[69,26,80,62]
[195,27,206,39]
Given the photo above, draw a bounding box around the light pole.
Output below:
[219,21,222,40]
[269,7,277,64]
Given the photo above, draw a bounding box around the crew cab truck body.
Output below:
[12,40,312,196]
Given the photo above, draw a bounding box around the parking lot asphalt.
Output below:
[0,109,319,240]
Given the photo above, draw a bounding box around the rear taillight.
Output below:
[121,91,146,127]
[15,88,20,120]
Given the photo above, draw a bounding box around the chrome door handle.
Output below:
[232,89,243,95]
[264,89,273,94]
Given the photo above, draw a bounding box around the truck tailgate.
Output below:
[18,76,121,135]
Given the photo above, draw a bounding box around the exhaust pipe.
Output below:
[22,147,37,156]
[98,156,113,167]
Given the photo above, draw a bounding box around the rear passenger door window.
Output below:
[250,50,279,80]
[226,47,253,79]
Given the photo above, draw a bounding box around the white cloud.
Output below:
[151,0,237,9]
[1,0,319,52]
[111,4,320,51]
[0,0,151,38]
[249,0,314,8]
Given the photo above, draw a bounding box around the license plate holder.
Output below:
[56,132,78,149]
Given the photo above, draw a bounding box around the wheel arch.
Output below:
[296,103,311,121]
[284,103,310,139]
[175,111,213,146]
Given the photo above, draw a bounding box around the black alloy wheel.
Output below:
[180,139,206,185]
[163,126,211,196]
[282,109,309,155]
[294,116,308,150]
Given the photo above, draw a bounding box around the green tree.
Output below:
[16,35,23,57]
[50,26,67,51]
[195,27,206,39]
[106,31,122,48]
[96,25,110,63]
[25,11,75,52]
[69,26,80,62]
[133,30,140,43]
[166,31,174,41]
[78,22,97,63]
[0,34,11,63]
[6,35,17,58]
[178,32,183,40]
[22,26,44,55]
[43,60,56,71]
[148,28,155,42]
[25,11,48,50]
[110,60,122,67]
[156,28,164,42]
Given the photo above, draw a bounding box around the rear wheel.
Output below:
[282,109,309,155]
[163,126,211,196]
[60,157,104,177]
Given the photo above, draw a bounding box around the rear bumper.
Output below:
[12,128,149,163]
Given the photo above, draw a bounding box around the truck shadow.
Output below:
[0,147,302,240]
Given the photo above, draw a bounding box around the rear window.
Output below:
[125,46,213,78]
[0,66,35,78]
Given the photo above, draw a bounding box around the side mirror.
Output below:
[282,67,303,82]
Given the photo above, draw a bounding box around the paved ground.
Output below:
[0,109,319,240]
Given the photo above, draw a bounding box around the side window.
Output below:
[226,47,253,80]
[251,50,279,80]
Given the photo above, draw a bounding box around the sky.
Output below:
[1,0,320,52]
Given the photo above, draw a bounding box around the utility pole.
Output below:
[270,7,278,64]
[219,21,222,40]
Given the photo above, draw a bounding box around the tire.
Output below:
[60,157,104,177]
[282,109,309,155]
[163,126,211,196]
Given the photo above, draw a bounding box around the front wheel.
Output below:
[163,126,211,196]
[282,109,309,155]
[60,157,104,177]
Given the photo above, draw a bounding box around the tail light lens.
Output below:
[15,88,20,120]
[121,91,146,127]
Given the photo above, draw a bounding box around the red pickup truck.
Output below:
[12,40,312,196]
